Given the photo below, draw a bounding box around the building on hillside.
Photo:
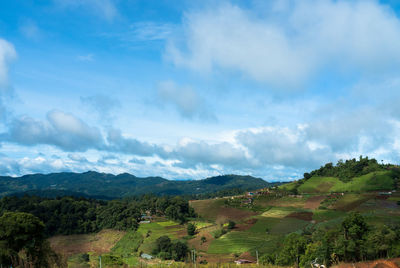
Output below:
[141,214,152,221]
[141,253,153,260]
[242,198,253,205]
[234,259,252,264]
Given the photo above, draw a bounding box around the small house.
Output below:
[141,253,153,260]
[234,259,252,264]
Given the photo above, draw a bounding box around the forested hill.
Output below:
[280,156,400,193]
[0,172,272,198]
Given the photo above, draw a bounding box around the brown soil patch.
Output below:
[317,182,334,192]
[187,224,218,252]
[235,218,258,231]
[49,229,125,257]
[285,211,313,221]
[164,224,182,229]
[238,251,257,263]
[333,195,373,211]
[305,196,326,209]
[198,253,235,264]
[215,207,257,224]
[335,258,400,268]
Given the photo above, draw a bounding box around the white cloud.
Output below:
[105,128,166,157]
[3,110,104,151]
[130,22,175,41]
[171,139,249,168]
[157,80,216,121]
[0,39,17,88]
[236,126,333,168]
[0,38,16,123]
[166,0,400,86]
[81,94,120,122]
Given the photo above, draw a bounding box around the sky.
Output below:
[1,0,400,181]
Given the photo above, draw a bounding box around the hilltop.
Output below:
[0,172,273,198]
[280,156,400,193]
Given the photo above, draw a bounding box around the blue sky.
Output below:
[1,0,400,181]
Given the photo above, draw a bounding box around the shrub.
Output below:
[227,220,236,230]
[213,228,227,239]
[187,223,196,236]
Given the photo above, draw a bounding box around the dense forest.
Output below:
[0,194,196,267]
[260,212,400,266]
[0,195,195,236]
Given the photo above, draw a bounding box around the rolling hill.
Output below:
[280,157,400,193]
[0,172,272,198]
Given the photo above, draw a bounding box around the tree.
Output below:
[227,220,236,230]
[172,241,188,261]
[276,233,308,266]
[337,212,369,262]
[200,236,207,244]
[155,235,172,254]
[187,223,196,236]
[0,212,54,267]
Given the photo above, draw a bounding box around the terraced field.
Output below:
[49,176,400,267]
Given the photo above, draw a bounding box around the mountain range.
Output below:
[0,171,273,198]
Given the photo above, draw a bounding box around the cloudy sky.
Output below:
[1,0,400,181]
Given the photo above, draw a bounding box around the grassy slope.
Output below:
[296,171,394,193]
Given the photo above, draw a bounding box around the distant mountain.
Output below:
[0,172,272,198]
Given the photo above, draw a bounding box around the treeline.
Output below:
[304,156,395,182]
[261,212,400,267]
[0,194,196,236]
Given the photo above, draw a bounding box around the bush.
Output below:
[213,228,227,239]
[153,235,189,261]
[101,254,124,266]
[187,223,196,236]
[228,220,236,230]
[158,251,171,260]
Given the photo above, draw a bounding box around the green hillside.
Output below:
[280,157,400,193]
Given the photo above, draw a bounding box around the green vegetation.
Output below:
[111,231,143,255]
[0,195,195,236]
[297,171,395,193]
[0,172,273,198]
[152,236,188,261]
[187,222,196,236]
[266,213,400,266]
[2,157,400,267]
[0,212,62,267]
[227,220,236,229]
[310,156,388,182]
[281,157,399,194]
